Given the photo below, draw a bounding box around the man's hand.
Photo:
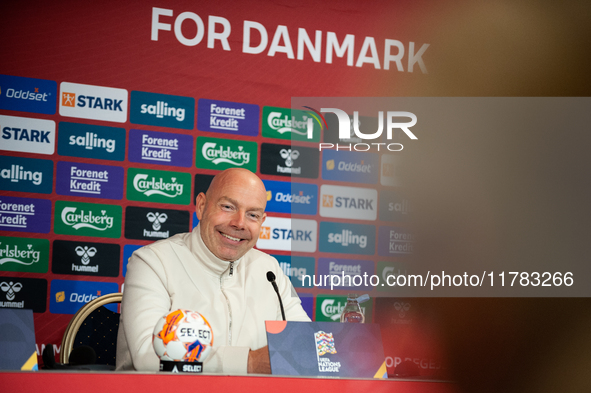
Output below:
[247,346,271,374]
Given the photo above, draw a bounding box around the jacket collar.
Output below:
[190,223,242,277]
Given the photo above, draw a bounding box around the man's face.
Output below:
[195,171,267,261]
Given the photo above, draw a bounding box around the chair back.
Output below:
[60,292,123,365]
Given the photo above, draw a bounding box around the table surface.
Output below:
[1,371,459,393]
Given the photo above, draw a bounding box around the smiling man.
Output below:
[116,168,310,373]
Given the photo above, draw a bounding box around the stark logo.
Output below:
[147,212,168,230]
[259,226,271,240]
[62,92,76,107]
[322,195,334,208]
[0,281,22,300]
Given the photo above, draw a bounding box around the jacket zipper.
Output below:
[220,261,234,345]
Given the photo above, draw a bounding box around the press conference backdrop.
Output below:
[0,0,448,374]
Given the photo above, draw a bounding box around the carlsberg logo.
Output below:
[0,242,40,266]
[202,142,250,166]
[321,299,345,321]
[133,174,183,198]
[267,112,309,135]
[61,207,114,231]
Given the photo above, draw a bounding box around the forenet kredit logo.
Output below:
[303,106,417,151]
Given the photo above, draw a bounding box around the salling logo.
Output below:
[130,91,194,130]
[267,112,309,135]
[0,164,42,185]
[0,242,40,266]
[278,261,307,282]
[69,132,116,153]
[60,208,114,231]
[202,142,250,166]
[133,174,183,198]
[145,212,169,237]
[140,101,185,122]
[328,229,367,248]
[379,191,412,221]
[0,281,22,302]
[59,82,128,123]
[389,199,410,214]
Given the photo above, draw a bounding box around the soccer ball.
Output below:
[152,309,214,363]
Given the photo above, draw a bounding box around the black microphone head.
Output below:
[42,345,56,369]
[68,345,97,365]
[266,271,276,282]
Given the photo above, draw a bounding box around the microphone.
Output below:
[68,345,97,366]
[267,271,286,321]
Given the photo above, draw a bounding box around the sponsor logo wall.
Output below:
[1,71,408,329]
[0,2,420,362]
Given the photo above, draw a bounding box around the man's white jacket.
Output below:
[116,224,310,373]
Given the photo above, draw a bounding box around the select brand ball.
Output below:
[152,309,213,362]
